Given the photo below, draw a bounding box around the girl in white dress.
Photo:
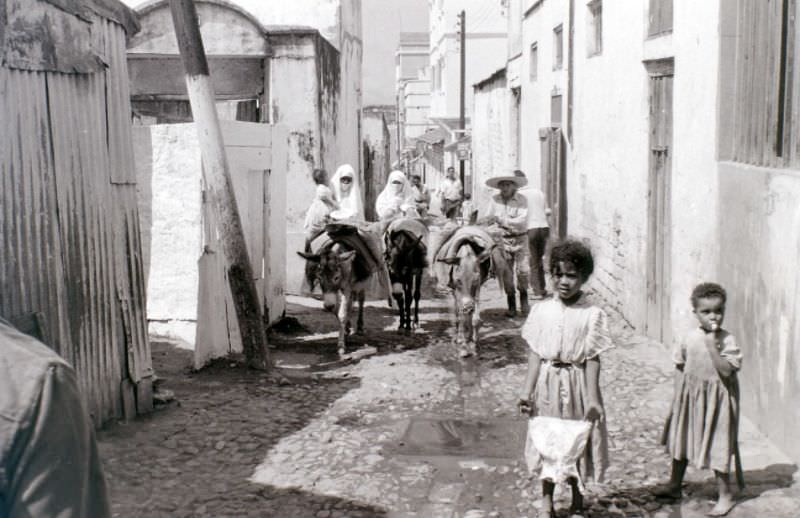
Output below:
[518,239,612,517]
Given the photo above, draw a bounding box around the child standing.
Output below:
[658,283,744,516]
[518,239,612,517]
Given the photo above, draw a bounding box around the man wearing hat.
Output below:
[483,170,530,316]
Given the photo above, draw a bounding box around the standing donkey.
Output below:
[298,241,369,356]
[385,230,427,334]
[436,226,495,357]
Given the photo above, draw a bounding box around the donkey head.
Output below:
[440,244,491,314]
[297,248,357,312]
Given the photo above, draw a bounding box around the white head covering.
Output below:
[376,170,414,221]
[330,164,364,221]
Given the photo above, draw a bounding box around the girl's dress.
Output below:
[521,294,613,484]
[662,327,744,485]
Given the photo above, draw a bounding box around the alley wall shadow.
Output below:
[97,341,388,517]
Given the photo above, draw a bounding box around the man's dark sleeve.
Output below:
[5,365,111,518]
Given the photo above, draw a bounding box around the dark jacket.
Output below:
[0,320,111,517]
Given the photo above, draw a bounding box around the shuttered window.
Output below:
[722,0,799,168]
[553,25,564,70]
[530,42,538,81]
[648,0,673,37]
[588,0,602,56]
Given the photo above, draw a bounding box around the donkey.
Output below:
[385,230,426,334]
[440,241,492,357]
[298,242,368,356]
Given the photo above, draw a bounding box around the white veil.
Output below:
[330,164,364,222]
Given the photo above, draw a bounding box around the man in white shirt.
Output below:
[437,167,463,219]
[483,170,530,316]
[517,172,551,299]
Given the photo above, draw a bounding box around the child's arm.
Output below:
[585,357,603,421]
[705,331,736,378]
[517,350,542,415]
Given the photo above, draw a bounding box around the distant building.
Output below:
[396,32,434,165]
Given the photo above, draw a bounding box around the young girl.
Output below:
[658,283,744,516]
[518,239,612,517]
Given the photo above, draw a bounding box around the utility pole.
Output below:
[458,9,466,189]
[168,0,269,370]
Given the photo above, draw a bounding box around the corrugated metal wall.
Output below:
[0,14,152,424]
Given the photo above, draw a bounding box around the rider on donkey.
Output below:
[482,170,530,317]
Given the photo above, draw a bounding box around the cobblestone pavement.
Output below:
[98,282,799,517]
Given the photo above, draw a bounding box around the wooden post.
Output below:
[168,0,269,370]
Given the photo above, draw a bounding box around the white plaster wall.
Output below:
[127,2,267,55]
[403,79,433,139]
[472,76,511,214]
[135,124,202,344]
[519,0,569,189]
[569,1,650,328]
[668,0,721,333]
[718,164,800,463]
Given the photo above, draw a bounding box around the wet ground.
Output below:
[97,283,800,517]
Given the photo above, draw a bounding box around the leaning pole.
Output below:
[168,0,269,370]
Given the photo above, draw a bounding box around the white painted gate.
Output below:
[195,122,287,368]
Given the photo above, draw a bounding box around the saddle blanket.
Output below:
[434,225,496,262]
[387,217,429,244]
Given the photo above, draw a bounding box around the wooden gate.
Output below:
[645,62,673,342]
[195,121,286,368]
[539,127,567,238]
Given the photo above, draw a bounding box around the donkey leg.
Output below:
[403,280,413,334]
[394,291,405,332]
[356,290,366,335]
[413,272,422,328]
[337,292,351,355]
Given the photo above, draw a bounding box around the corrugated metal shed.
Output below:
[0,0,153,424]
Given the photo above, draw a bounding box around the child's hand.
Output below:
[703,329,720,349]
[584,403,603,422]
[517,398,532,416]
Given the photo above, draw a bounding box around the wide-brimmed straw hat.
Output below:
[485,169,528,189]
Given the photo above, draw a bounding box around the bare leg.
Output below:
[540,479,556,518]
[707,470,735,516]
[654,458,687,499]
[568,477,584,515]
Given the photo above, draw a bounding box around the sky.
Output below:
[361,0,429,107]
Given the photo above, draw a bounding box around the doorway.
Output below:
[539,127,567,239]
[645,59,673,342]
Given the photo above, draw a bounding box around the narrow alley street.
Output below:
[97,282,799,518]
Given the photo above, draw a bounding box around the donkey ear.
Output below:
[338,250,357,262]
[439,256,461,265]
[297,251,321,263]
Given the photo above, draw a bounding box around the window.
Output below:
[553,24,563,70]
[529,42,538,81]
[587,0,602,56]
[551,93,563,126]
[648,0,673,37]
[721,0,799,167]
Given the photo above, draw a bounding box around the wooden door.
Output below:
[646,70,673,342]
[539,127,567,238]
